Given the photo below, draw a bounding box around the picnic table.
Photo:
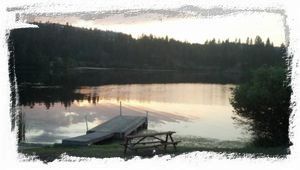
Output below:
[122,131,180,154]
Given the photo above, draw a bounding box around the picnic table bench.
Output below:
[122,131,180,154]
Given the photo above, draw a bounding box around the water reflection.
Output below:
[17,69,239,108]
[20,83,249,144]
[76,84,231,105]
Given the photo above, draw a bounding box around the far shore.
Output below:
[73,66,178,72]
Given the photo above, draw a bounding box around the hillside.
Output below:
[9,23,286,76]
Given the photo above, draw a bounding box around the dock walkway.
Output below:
[62,115,148,146]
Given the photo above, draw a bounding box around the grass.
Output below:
[18,139,290,163]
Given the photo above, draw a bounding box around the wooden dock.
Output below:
[62,115,148,146]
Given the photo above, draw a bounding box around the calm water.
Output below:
[20,83,249,144]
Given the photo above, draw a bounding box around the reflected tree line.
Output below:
[16,69,238,109]
[8,22,291,147]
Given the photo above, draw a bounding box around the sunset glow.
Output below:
[32,11,285,46]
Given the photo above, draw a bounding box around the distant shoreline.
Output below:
[17,66,228,73]
[16,66,243,85]
[73,67,177,72]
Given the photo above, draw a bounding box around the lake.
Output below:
[17,69,250,144]
[18,70,250,145]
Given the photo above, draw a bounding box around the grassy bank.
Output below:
[18,140,289,163]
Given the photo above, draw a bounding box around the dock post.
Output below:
[145,111,149,129]
[85,114,89,132]
[120,101,122,116]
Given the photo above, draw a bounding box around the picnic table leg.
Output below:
[124,138,128,155]
[164,134,169,152]
[169,134,177,150]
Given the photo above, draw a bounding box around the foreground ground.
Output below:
[18,138,289,163]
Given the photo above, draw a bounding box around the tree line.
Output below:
[9,22,287,80]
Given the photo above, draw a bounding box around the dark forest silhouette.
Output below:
[9,22,286,82]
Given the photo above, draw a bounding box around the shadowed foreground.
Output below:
[18,139,289,163]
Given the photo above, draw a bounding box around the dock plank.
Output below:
[62,115,147,146]
[88,116,146,133]
[62,132,113,146]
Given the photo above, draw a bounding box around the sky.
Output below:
[26,10,286,46]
